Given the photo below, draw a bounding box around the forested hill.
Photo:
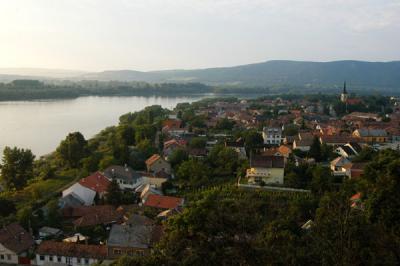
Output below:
[80,60,400,89]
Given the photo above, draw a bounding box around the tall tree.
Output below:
[0,146,35,190]
[56,132,88,168]
[308,136,322,161]
[105,179,122,206]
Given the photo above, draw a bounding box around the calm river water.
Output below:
[0,95,206,156]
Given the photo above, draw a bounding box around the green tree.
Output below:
[168,149,189,169]
[189,137,207,149]
[0,146,35,190]
[244,130,264,150]
[0,197,16,217]
[105,179,122,205]
[215,118,235,130]
[136,139,158,158]
[17,205,36,230]
[56,132,88,168]
[308,136,322,161]
[45,199,61,227]
[208,145,239,177]
[176,159,210,188]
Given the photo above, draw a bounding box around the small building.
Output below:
[353,129,388,143]
[163,139,186,158]
[143,194,184,210]
[246,155,285,184]
[225,139,247,159]
[104,165,142,190]
[78,171,111,199]
[38,227,62,240]
[293,138,313,152]
[72,206,125,228]
[60,171,111,208]
[36,241,107,266]
[107,215,163,259]
[145,154,172,175]
[61,183,96,207]
[343,163,367,179]
[335,145,357,158]
[262,127,283,145]
[330,156,350,176]
[0,223,34,265]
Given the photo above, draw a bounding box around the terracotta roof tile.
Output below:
[145,154,162,166]
[37,241,108,259]
[79,171,111,193]
[0,223,34,254]
[144,194,184,209]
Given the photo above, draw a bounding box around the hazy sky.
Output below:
[0,0,399,71]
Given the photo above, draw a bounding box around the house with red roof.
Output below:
[0,223,34,265]
[79,171,111,198]
[145,154,171,175]
[61,172,111,208]
[163,139,187,158]
[36,241,108,266]
[143,194,184,210]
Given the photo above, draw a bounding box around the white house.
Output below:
[61,183,96,206]
[262,127,283,145]
[330,156,350,176]
[0,223,34,265]
[103,165,143,190]
[36,241,108,266]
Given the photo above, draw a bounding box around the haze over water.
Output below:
[0,96,204,156]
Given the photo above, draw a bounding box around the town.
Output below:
[1,84,400,265]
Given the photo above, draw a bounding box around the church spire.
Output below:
[343,81,347,94]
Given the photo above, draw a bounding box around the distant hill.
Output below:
[79,60,400,89]
[2,61,400,89]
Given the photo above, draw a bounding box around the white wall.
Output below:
[0,244,19,265]
[36,254,99,266]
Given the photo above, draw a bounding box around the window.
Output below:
[39,255,45,261]
[136,250,145,256]
[0,255,4,260]
[49,256,53,261]
[113,249,122,255]
[58,257,62,262]
[85,258,89,264]
[77,258,81,263]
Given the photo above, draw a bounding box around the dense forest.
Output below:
[1,78,398,102]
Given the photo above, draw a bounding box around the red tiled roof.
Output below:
[145,154,162,166]
[63,205,115,218]
[144,194,184,209]
[250,155,285,168]
[0,223,34,254]
[37,241,108,259]
[163,119,182,129]
[79,171,111,193]
[72,207,124,227]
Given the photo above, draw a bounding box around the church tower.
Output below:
[340,81,348,103]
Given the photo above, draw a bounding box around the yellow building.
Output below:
[246,155,285,184]
[352,129,388,143]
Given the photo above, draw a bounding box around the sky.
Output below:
[0,0,399,71]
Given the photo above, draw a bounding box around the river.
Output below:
[0,95,207,156]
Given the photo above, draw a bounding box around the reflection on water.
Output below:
[0,95,204,156]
